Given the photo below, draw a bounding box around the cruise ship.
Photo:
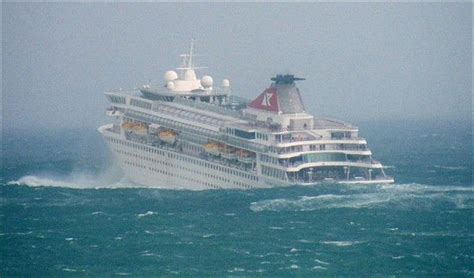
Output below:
[99,42,394,190]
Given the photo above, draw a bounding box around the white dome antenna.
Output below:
[164,70,178,81]
[166,81,175,90]
[222,79,230,88]
[201,75,213,88]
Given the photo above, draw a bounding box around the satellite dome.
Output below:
[201,75,213,88]
[166,81,175,90]
[222,79,230,87]
[164,70,178,81]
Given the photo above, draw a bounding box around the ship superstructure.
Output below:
[99,42,394,190]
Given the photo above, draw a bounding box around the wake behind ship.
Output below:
[99,42,394,190]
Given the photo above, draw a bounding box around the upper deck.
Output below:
[105,87,366,157]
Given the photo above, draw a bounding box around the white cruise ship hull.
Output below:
[100,125,393,190]
[100,125,273,190]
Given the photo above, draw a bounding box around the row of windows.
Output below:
[261,165,286,180]
[225,128,257,140]
[233,181,252,189]
[107,137,166,156]
[146,161,221,189]
[260,154,279,165]
[155,103,224,127]
[182,141,202,155]
[256,132,269,141]
[124,160,146,169]
[109,95,126,104]
[123,159,221,189]
[120,148,254,189]
[130,98,152,110]
[302,153,347,163]
[309,144,326,151]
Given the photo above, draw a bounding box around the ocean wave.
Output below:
[250,194,390,211]
[433,165,467,170]
[321,240,362,247]
[250,183,474,212]
[62,268,85,273]
[391,256,405,260]
[7,175,141,190]
[137,211,157,218]
[314,258,330,265]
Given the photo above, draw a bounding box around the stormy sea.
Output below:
[1,119,472,276]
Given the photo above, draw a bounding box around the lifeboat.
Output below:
[133,124,148,136]
[159,130,177,144]
[122,122,148,135]
[203,142,221,156]
[122,122,135,130]
[236,149,256,163]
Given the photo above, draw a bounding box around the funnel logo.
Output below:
[261,92,274,107]
[249,88,279,112]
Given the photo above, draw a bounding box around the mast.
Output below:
[177,39,204,81]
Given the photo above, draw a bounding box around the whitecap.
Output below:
[290,264,299,269]
[7,175,139,190]
[228,267,245,273]
[251,193,389,211]
[62,268,79,272]
[65,237,75,241]
[433,165,467,170]
[314,258,330,265]
[250,183,474,212]
[312,266,327,270]
[140,251,160,257]
[321,240,361,247]
[138,211,157,218]
[391,256,405,260]
[15,231,33,236]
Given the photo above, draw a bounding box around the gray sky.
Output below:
[2,3,472,130]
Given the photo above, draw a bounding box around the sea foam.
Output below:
[7,175,139,190]
[250,183,474,212]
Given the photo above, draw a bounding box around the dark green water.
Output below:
[1,120,472,276]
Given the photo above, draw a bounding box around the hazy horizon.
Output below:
[2,3,472,131]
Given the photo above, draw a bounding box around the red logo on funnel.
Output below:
[248,88,279,112]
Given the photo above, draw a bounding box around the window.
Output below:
[130,99,152,110]
[331,132,346,139]
[234,129,256,140]
[303,153,346,163]
[109,95,126,104]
